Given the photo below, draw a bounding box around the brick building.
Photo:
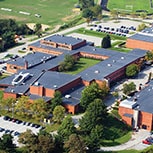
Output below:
[126,27,153,51]
[119,80,153,131]
[1,35,147,114]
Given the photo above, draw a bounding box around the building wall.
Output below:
[122,116,132,126]
[63,104,79,114]
[58,77,82,94]
[3,92,17,99]
[138,111,153,131]
[80,51,109,60]
[7,63,24,73]
[28,46,63,56]
[126,39,153,51]
[30,86,44,97]
[119,106,153,131]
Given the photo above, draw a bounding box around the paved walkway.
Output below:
[99,129,150,151]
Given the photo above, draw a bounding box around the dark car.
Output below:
[0,127,5,132]
[3,116,10,121]
[16,120,22,124]
[14,131,20,136]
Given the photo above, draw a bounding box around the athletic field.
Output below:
[108,0,153,13]
[0,0,77,26]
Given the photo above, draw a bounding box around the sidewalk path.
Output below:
[99,129,150,151]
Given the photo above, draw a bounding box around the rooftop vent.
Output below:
[93,48,96,51]
[107,64,112,67]
[65,94,71,99]
[34,81,40,86]
[121,56,125,60]
[113,60,116,63]
[53,85,57,88]
[95,70,100,74]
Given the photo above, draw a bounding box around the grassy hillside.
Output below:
[0,0,78,27]
[108,0,153,13]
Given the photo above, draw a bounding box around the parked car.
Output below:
[0,127,5,132]
[14,131,20,136]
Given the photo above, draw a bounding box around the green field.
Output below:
[0,0,78,27]
[108,0,153,13]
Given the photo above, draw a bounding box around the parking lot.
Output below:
[0,116,41,146]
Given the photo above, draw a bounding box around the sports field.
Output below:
[0,0,77,27]
[108,0,153,13]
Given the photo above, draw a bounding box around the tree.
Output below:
[79,0,94,9]
[2,31,16,49]
[79,99,107,134]
[34,23,42,37]
[80,82,109,111]
[110,10,119,20]
[122,82,136,95]
[140,13,147,19]
[53,105,65,124]
[58,116,76,140]
[137,23,147,31]
[145,51,153,62]
[82,8,94,20]
[101,35,111,48]
[126,64,139,78]
[58,54,77,72]
[86,125,103,152]
[0,134,15,152]
[64,134,87,153]
[15,96,30,117]
[91,5,102,19]
[1,97,16,112]
[50,91,62,112]
[30,98,48,121]
[18,129,55,153]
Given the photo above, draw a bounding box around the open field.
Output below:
[108,0,153,13]
[0,0,78,27]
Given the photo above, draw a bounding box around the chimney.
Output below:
[24,60,28,69]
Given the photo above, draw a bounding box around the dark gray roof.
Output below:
[29,94,51,102]
[78,51,144,82]
[34,71,81,89]
[62,85,85,106]
[7,52,55,68]
[1,69,43,94]
[77,45,120,57]
[128,48,147,57]
[129,33,153,43]
[130,81,153,113]
[44,34,86,46]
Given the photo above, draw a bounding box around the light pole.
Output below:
[12,102,14,118]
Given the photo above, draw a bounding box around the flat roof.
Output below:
[129,33,153,43]
[132,82,153,113]
[119,99,138,109]
[33,71,81,89]
[78,51,144,82]
[62,85,85,106]
[44,34,86,46]
[7,52,55,68]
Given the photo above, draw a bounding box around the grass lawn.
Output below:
[102,115,132,146]
[108,0,153,13]
[71,28,127,41]
[66,57,101,75]
[0,0,78,27]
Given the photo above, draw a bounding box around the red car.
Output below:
[142,139,152,145]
